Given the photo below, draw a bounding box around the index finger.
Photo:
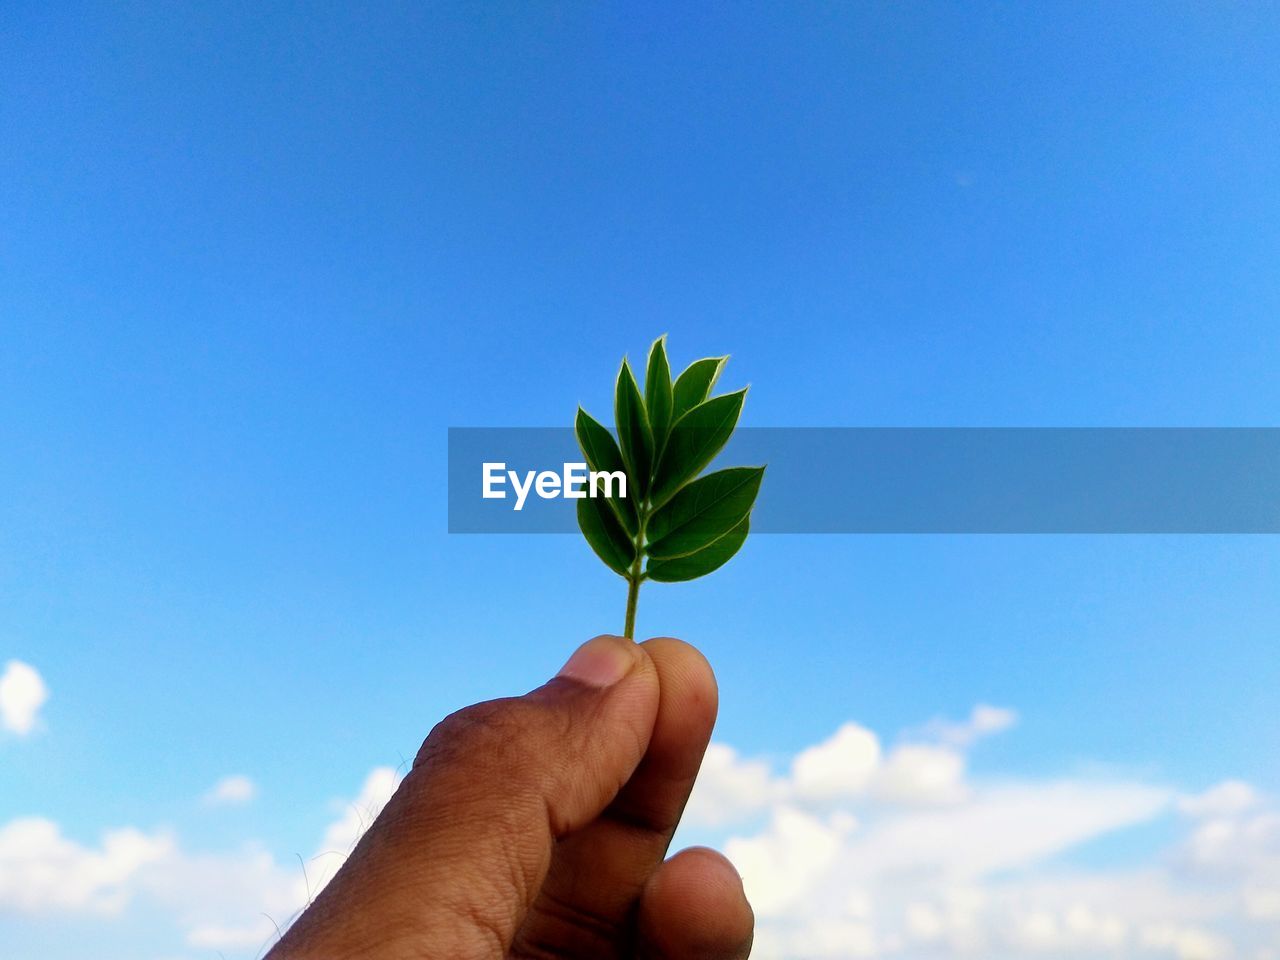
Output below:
[511,637,719,956]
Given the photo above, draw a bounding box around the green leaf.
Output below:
[577,492,635,578]
[646,466,764,560]
[672,356,726,420]
[646,515,750,582]
[574,407,637,535]
[574,338,760,631]
[614,358,654,498]
[649,388,747,509]
[645,335,674,450]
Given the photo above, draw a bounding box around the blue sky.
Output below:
[3,4,1279,958]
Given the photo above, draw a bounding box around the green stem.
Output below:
[623,506,648,639]
[623,571,641,639]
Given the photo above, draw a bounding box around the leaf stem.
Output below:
[623,570,641,639]
[623,506,648,638]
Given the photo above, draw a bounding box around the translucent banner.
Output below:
[447,428,1280,534]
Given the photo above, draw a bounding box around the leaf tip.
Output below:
[708,355,729,392]
[615,356,635,393]
[646,336,671,375]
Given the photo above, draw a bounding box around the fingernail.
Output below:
[556,636,636,688]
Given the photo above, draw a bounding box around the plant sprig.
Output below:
[575,336,763,638]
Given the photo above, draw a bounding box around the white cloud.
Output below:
[0,817,172,915]
[715,778,1174,959]
[151,766,402,950]
[924,703,1020,748]
[1180,780,1261,819]
[685,743,781,827]
[1242,885,1280,921]
[0,766,403,956]
[687,706,1014,819]
[1,660,49,736]
[871,743,968,805]
[1184,811,1280,873]
[792,722,882,802]
[1139,923,1233,960]
[142,844,301,950]
[6,706,1280,960]
[307,766,400,895]
[678,708,1280,960]
[725,807,858,916]
[843,781,1171,880]
[185,917,282,950]
[203,774,257,807]
[315,766,399,856]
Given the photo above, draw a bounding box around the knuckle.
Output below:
[414,697,545,779]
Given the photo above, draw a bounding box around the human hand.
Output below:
[267,635,754,959]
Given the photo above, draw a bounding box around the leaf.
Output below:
[646,515,750,582]
[649,388,747,509]
[645,466,764,559]
[645,335,674,450]
[574,407,637,535]
[672,356,726,420]
[577,492,635,577]
[614,358,654,498]
[574,337,760,624]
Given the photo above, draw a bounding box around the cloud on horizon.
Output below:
[1,708,1277,960]
[678,709,1279,960]
[0,767,401,954]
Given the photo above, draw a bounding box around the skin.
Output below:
[266,635,755,960]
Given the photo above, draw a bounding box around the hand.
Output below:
[267,635,754,959]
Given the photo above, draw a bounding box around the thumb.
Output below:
[269,635,660,960]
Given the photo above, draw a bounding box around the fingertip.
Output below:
[637,846,754,959]
[556,634,644,688]
[640,636,719,713]
[661,846,751,912]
